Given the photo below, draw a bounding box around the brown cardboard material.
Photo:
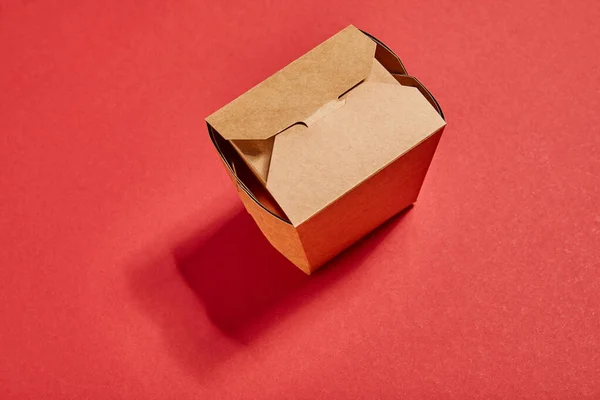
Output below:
[206,25,446,274]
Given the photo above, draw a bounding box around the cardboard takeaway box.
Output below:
[206,25,446,274]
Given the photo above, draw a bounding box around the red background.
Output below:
[1,0,599,398]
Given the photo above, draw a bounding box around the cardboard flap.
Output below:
[229,58,396,184]
[206,25,376,141]
[266,82,447,226]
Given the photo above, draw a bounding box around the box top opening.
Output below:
[207,25,446,227]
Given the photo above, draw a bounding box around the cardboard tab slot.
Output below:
[338,79,366,99]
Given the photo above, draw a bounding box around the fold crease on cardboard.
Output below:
[206,25,446,274]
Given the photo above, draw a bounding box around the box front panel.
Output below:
[297,129,444,272]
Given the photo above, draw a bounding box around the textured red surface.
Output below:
[1,0,599,398]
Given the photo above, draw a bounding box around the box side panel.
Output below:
[297,128,444,272]
[208,124,311,274]
[237,186,311,274]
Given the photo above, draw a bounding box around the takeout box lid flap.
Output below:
[206,25,376,140]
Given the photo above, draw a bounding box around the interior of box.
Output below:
[208,124,290,221]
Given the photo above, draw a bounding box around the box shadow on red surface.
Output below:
[172,209,309,341]
[127,205,411,376]
[174,205,413,341]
